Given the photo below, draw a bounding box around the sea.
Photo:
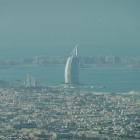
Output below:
[0,65,140,93]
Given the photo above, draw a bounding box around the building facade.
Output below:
[65,45,79,85]
[24,74,38,87]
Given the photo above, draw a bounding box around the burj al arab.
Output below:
[64,45,79,85]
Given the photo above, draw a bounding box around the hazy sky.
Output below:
[0,0,140,58]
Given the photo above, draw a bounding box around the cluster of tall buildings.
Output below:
[23,45,80,88]
[24,74,38,87]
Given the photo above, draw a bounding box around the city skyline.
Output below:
[0,1,140,139]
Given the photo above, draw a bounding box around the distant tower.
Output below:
[24,74,38,87]
[65,45,79,85]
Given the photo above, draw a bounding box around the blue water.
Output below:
[80,68,140,92]
[0,65,140,93]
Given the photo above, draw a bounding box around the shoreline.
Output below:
[10,64,140,70]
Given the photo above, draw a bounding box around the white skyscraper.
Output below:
[65,45,79,85]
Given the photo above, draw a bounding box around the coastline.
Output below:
[8,63,140,69]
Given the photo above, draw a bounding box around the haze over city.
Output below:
[0,0,140,58]
[0,1,140,139]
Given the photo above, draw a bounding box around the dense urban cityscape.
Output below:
[0,50,140,140]
[0,86,140,139]
[1,0,140,139]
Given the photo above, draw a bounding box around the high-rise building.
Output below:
[24,74,38,87]
[65,45,79,85]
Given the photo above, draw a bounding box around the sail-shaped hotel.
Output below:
[65,45,79,85]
